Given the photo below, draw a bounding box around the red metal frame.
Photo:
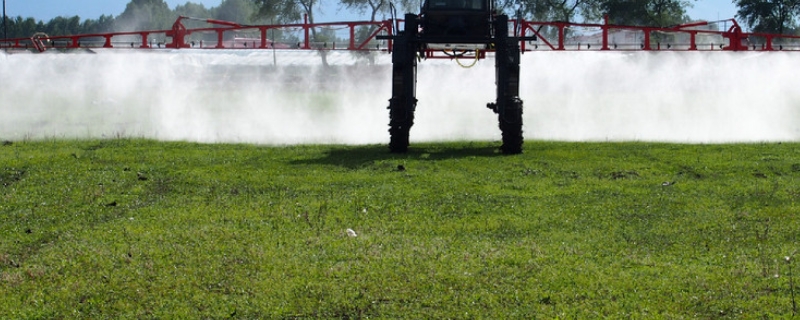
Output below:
[0,15,394,52]
[518,16,800,52]
[2,15,799,53]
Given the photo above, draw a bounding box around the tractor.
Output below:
[381,0,525,154]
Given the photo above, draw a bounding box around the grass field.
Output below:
[1,139,799,318]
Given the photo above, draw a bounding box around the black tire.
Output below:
[386,15,418,154]
[499,98,523,154]
[389,123,411,153]
[389,98,414,153]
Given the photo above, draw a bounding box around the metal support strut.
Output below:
[387,14,419,153]
[488,15,524,154]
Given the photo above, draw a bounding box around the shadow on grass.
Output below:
[291,142,505,169]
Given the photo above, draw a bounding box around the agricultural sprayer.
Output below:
[3,6,799,154]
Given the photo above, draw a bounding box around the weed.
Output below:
[0,167,25,187]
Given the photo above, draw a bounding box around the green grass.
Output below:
[2,139,800,318]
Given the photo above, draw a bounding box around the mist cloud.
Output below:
[1,50,798,144]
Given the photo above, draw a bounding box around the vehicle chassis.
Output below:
[383,12,525,154]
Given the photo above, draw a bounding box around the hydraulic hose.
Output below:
[454,49,479,68]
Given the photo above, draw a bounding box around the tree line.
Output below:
[1,0,798,39]
[2,0,262,39]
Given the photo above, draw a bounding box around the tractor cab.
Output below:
[419,0,494,48]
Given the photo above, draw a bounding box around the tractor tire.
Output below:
[389,123,411,153]
[499,98,523,154]
[388,96,416,153]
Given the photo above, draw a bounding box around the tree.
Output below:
[339,0,418,63]
[174,2,212,19]
[214,0,259,23]
[44,16,82,36]
[252,0,308,23]
[115,0,174,32]
[735,0,800,34]
[83,15,116,34]
[4,16,42,38]
[253,0,331,65]
[515,0,591,22]
[583,0,691,26]
[339,0,418,22]
[3,0,7,39]
[340,0,387,21]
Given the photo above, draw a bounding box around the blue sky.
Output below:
[5,0,738,23]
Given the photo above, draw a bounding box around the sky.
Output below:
[4,0,739,24]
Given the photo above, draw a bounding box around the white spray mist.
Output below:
[0,50,798,144]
